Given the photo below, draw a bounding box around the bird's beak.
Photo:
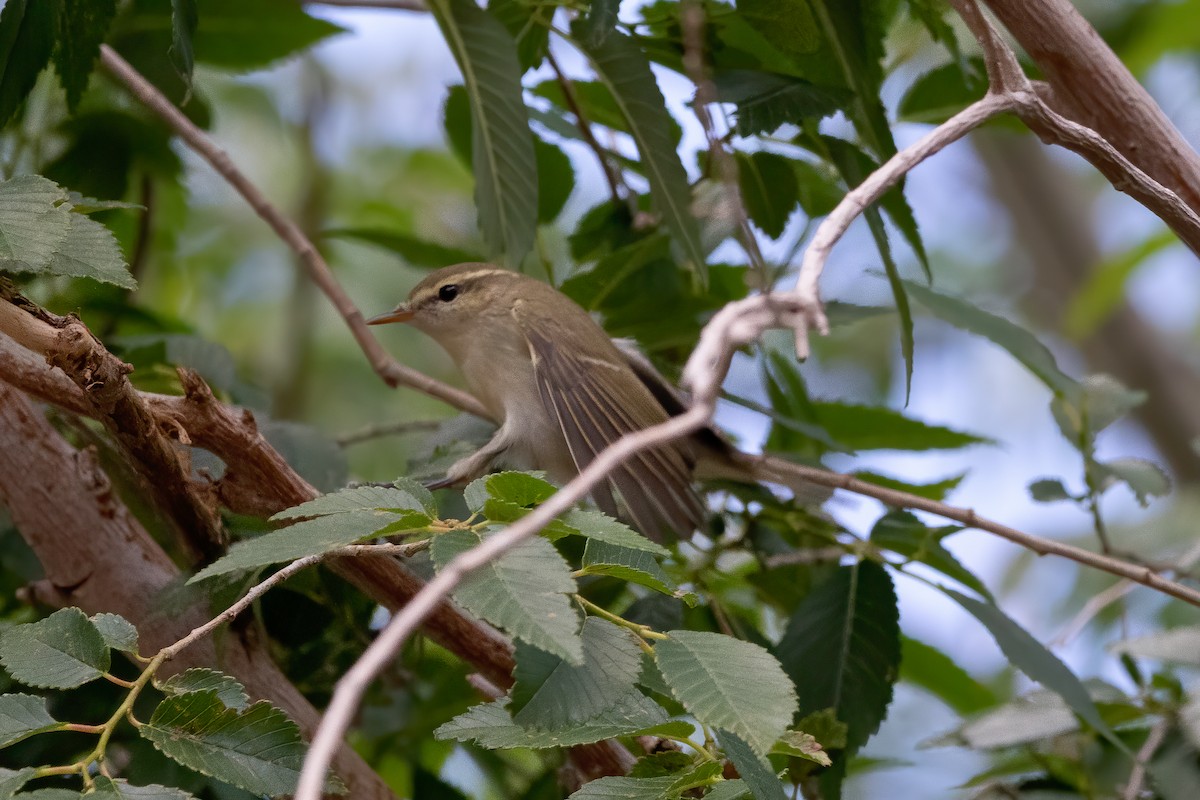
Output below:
[366,303,415,325]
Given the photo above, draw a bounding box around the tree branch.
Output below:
[97,45,490,422]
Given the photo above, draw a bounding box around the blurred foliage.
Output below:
[0,0,1199,798]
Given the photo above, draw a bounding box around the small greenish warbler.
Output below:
[368,263,778,539]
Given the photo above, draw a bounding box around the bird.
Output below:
[367,262,801,540]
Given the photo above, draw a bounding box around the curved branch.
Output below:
[97,45,490,421]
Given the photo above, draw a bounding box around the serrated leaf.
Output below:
[772,729,832,766]
[0,0,58,127]
[736,152,797,239]
[0,608,110,689]
[1095,457,1170,506]
[904,280,1081,403]
[323,227,483,269]
[0,175,71,270]
[576,27,705,281]
[714,71,849,137]
[44,212,136,289]
[581,540,681,599]
[511,618,643,729]
[1064,374,1147,436]
[483,471,557,508]
[704,781,751,800]
[776,561,900,754]
[852,470,964,501]
[565,511,669,556]
[10,790,81,799]
[898,60,986,124]
[656,631,796,755]
[54,0,118,110]
[899,636,996,716]
[88,776,198,800]
[943,589,1123,751]
[430,0,537,267]
[141,691,339,796]
[869,511,990,599]
[1028,478,1073,503]
[810,401,990,451]
[0,694,63,748]
[271,481,433,520]
[1111,626,1200,666]
[90,613,139,654]
[190,509,405,583]
[535,136,574,223]
[568,776,678,800]
[435,690,668,749]
[190,0,345,71]
[431,528,583,662]
[157,668,249,710]
[721,731,788,800]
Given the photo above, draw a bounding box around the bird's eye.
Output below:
[438,284,459,302]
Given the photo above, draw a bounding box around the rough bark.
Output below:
[983,0,1200,213]
[0,381,398,800]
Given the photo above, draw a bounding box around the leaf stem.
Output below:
[575,595,669,641]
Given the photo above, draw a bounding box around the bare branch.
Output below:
[1123,715,1171,800]
[547,51,626,209]
[97,45,490,421]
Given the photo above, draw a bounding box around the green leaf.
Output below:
[704,781,751,800]
[851,470,964,502]
[807,0,894,159]
[0,694,63,748]
[0,768,36,799]
[533,79,681,145]
[579,0,620,48]
[90,613,139,654]
[898,60,986,124]
[0,175,71,269]
[776,560,900,753]
[479,471,557,509]
[714,71,849,137]
[323,227,484,269]
[1064,229,1178,339]
[510,618,644,729]
[899,636,996,716]
[739,0,820,57]
[810,401,990,451]
[1054,374,1146,439]
[191,0,345,71]
[563,510,669,556]
[576,28,706,281]
[431,528,583,662]
[720,731,787,800]
[169,0,197,94]
[904,280,1081,403]
[1111,626,1200,667]
[430,0,537,267]
[88,776,198,799]
[568,776,678,800]
[271,481,434,520]
[771,729,832,766]
[869,511,990,599]
[0,608,110,689]
[656,630,796,755]
[535,136,575,223]
[581,539,681,599]
[1094,457,1171,506]
[1028,478,1073,503]
[157,668,250,710]
[0,0,59,127]
[44,211,136,289]
[435,691,668,749]
[792,160,842,218]
[141,691,338,797]
[737,152,797,239]
[53,0,118,110]
[189,509,406,583]
[943,589,1123,751]
[487,0,551,71]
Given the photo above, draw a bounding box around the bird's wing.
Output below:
[515,316,704,540]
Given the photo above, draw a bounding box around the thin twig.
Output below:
[679,1,768,284]
[97,46,489,421]
[1123,714,1171,800]
[336,419,441,446]
[546,50,625,208]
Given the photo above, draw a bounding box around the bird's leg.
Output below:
[426,427,513,491]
